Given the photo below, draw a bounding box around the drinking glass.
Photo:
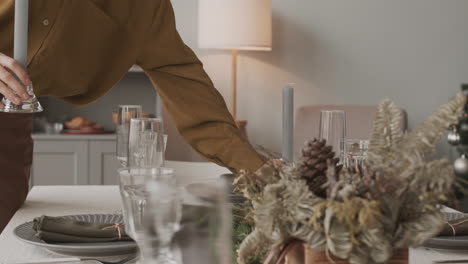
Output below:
[119,167,179,264]
[128,118,165,168]
[319,110,346,162]
[176,178,232,264]
[343,139,369,169]
[143,170,182,264]
[116,105,143,167]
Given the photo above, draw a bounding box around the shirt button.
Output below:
[42,19,49,26]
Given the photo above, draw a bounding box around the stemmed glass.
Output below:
[116,105,143,167]
[128,118,165,168]
[143,168,181,264]
[319,110,346,162]
[118,167,180,264]
[343,139,369,169]
[179,178,232,264]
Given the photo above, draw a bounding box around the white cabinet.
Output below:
[89,140,120,185]
[32,134,118,186]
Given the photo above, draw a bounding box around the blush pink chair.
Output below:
[294,105,407,158]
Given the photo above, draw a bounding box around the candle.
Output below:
[156,94,162,119]
[282,84,294,162]
[14,0,29,68]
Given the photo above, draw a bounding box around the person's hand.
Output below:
[0,52,31,107]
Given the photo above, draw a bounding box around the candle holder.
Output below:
[0,0,44,113]
[0,85,43,113]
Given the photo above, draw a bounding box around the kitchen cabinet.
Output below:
[31,134,118,186]
[89,140,120,185]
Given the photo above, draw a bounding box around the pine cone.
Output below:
[297,138,340,198]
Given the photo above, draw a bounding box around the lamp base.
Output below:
[235,120,248,141]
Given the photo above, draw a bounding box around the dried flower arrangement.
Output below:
[234,93,465,264]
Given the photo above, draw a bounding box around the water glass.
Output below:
[143,171,182,264]
[119,167,179,264]
[176,178,232,264]
[319,110,346,162]
[343,139,369,169]
[128,118,165,168]
[116,105,143,167]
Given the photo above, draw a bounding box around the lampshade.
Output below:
[198,0,272,51]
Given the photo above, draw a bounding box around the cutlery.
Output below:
[9,253,137,264]
[433,260,468,264]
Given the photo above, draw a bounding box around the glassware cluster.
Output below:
[115,104,231,264]
[319,110,369,168]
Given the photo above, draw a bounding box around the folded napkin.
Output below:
[33,216,133,243]
[439,216,468,236]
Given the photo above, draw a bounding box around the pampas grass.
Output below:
[235,93,465,264]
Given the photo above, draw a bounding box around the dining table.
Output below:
[1,185,468,263]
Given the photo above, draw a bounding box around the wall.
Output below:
[171,0,468,159]
[38,72,157,131]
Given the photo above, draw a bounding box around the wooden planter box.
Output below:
[284,245,408,264]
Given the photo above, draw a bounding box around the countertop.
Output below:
[32,133,116,140]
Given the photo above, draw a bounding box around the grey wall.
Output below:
[171,0,468,159]
[39,72,157,131]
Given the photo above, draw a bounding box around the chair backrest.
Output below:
[294,105,407,158]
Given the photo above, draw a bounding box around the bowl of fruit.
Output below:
[63,117,109,134]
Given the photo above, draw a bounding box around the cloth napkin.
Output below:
[33,216,133,243]
[439,216,468,236]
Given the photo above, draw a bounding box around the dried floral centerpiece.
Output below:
[234,93,465,264]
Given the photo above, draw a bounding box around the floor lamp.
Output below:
[198,0,272,140]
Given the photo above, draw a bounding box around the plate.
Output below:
[14,214,137,257]
[423,212,468,250]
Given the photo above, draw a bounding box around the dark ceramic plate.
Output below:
[423,212,468,250]
[14,214,137,257]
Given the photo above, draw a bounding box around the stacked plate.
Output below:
[423,212,468,250]
[14,214,137,257]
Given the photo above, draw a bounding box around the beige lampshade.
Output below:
[198,0,272,51]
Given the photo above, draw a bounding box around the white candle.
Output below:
[14,0,29,68]
[282,84,294,162]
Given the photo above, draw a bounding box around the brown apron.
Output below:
[0,112,33,233]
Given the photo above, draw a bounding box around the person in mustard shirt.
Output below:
[0,0,266,232]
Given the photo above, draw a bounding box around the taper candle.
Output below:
[282,84,294,162]
[14,0,29,68]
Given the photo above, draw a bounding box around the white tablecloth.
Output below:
[1,185,468,263]
[0,186,122,263]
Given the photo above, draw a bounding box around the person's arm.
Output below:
[136,0,264,172]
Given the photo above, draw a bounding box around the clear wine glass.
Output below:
[128,118,165,168]
[177,178,232,264]
[116,105,143,167]
[343,139,369,169]
[143,168,181,264]
[118,167,179,264]
[319,110,346,162]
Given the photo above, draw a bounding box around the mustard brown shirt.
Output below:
[0,0,264,172]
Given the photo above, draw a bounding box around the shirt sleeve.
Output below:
[136,0,264,172]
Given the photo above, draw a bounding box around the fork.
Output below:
[83,253,137,264]
[9,253,137,264]
[433,260,468,263]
